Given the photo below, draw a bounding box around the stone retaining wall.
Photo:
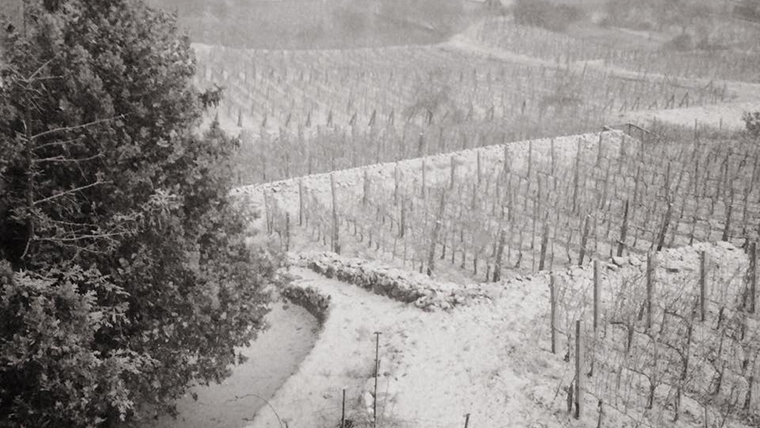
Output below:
[292,252,487,311]
[281,285,331,324]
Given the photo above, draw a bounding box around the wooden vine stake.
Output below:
[596,400,605,428]
[617,199,629,257]
[427,190,447,277]
[646,251,655,330]
[700,250,707,322]
[722,189,734,242]
[575,320,584,419]
[593,260,601,331]
[550,275,558,354]
[363,170,370,207]
[550,138,556,173]
[749,242,757,314]
[503,144,510,178]
[579,215,591,266]
[450,155,457,190]
[393,163,400,205]
[421,160,427,200]
[572,138,582,213]
[285,213,291,252]
[527,139,533,179]
[656,200,673,252]
[596,132,603,167]
[539,224,550,271]
[493,229,507,282]
[262,191,271,234]
[399,200,406,238]
[298,179,305,226]
[330,173,340,254]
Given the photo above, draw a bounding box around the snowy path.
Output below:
[148,302,319,428]
[249,267,573,428]
[250,242,755,428]
[247,267,416,428]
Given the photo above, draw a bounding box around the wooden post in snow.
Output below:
[363,170,370,207]
[646,251,655,330]
[575,320,584,419]
[341,388,347,428]
[298,179,305,226]
[427,190,447,277]
[421,160,427,200]
[573,138,582,213]
[722,189,734,242]
[399,200,406,238]
[263,191,273,234]
[550,138,556,173]
[617,199,629,257]
[330,173,340,254]
[550,275,558,354]
[493,228,507,282]
[749,242,757,314]
[579,215,591,266]
[285,213,291,252]
[503,144,510,177]
[477,151,482,186]
[527,139,533,179]
[700,250,707,322]
[594,260,602,332]
[393,163,400,205]
[450,155,457,190]
[596,132,603,167]
[657,200,673,252]
[539,224,550,271]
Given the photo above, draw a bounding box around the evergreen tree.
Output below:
[0,1,277,426]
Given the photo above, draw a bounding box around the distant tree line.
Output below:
[734,0,760,22]
[145,0,465,48]
[512,0,584,32]
[603,0,712,33]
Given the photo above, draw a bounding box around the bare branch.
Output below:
[32,137,86,151]
[25,75,64,83]
[42,218,102,229]
[35,231,132,243]
[33,180,111,206]
[54,241,109,255]
[33,153,104,164]
[29,115,126,141]
[24,58,56,82]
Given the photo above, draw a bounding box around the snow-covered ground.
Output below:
[147,303,319,428]
[232,131,625,218]
[615,101,760,131]
[215,14,760,428]
[448,19,760,132]
[228,122,758,428]
[249,242,757,428]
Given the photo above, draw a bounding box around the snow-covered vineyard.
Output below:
[233,127,760,428]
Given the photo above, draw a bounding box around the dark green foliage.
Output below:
[744,111,760,138]
[663,33,693,51]
[512,0,583,32]
[735,0,760,22]
[0,263,138,426]
[605,0,712,34]
[0,1,277,426]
